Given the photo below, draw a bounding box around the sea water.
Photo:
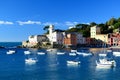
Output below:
[0,42,120,80]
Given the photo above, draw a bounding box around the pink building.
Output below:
[108,33,120,46]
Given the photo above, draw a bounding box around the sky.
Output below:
[0,0,120,42]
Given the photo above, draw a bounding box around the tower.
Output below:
[49,25,54,35]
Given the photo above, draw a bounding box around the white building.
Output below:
[47,25,64,45]
[29,35,48,45]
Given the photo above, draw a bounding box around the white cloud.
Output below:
[17,20,41,25]
[81,22,90,25]
[0,21,13,25]
[65,21,79,26]
[42,22,59,26]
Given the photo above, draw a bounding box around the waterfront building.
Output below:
[46,25,64,45]
[64,33,77,47]
[76,33,86,44]
[90,26,108,46]
[29,35,48,44]
[22,24,86,48]
[63,32,85,46]
[90,26,101,38]
[108,33,120,46]
[22,35,49,47]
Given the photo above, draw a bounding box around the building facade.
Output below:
[28,35,48,47]
[108,33,120,46]
[76,33,85,44]
[64,33,77,46]
[90,26,101,38]
[90,26,108,46]
[47,25,64,45]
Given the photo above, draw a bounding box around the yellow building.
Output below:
[95,34,108,43]
[90,26,101,38]
[90,26,108,44]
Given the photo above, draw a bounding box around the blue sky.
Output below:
[0,0,120,42]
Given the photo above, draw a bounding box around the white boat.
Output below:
[46,49,52,52]
[113,52,120,57]
[107,50,112,52]
[71,49,77,52]
[24,51,31,55]
[82,53,92,57]
[67,61,80,65]
[6,50,15,54]
[69,52,76,56]
[76,52,83,55]
[25,58,37,64]
[57,52,65,55]
[96,59,116,68]
[99,54,107,57]
[37,52,46,55]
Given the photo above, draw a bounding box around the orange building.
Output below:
[64,33,77,46]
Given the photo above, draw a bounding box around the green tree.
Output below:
[66,28,79,32]
[117,17,120,22]
[98,23,108,34]
[114,22,120,29]
[43,25,49,34]
[90,22,97,27]
[107,17,117,26]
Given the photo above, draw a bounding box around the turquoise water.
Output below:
[0,42,120,80]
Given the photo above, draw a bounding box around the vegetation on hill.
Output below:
[43,17,120,37]
[66,17,120,37]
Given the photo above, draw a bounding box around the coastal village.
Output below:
[22,24,120,49]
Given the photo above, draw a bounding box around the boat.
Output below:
[96,37,116,68]
[37,52,46,55]
[99,53,107,57]
[71,49,77,52]
[57,52,65,55]
[76,52,83,55]
[107,50,112,52]
[69,52,77,56]
[96,59,116,68]
[113,52,120,57]
[6,50,16,54]
[24,51,31,55]
[82,53,92,57]
[25,58,37,64]
[67,60,80,65]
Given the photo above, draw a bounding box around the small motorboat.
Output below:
[6,50,16,54]
[25,58,37,64]
[76,52,83,55]
[67,60,80,65]
[96,59,116,68]
[69,52,77,56]
[99,54,107,57]
[57,52,65,55]
[24,51,31,55]
[113,52,120,57]
[71,49,77,52]
[82,53,92,57]
[37,52,46,55]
